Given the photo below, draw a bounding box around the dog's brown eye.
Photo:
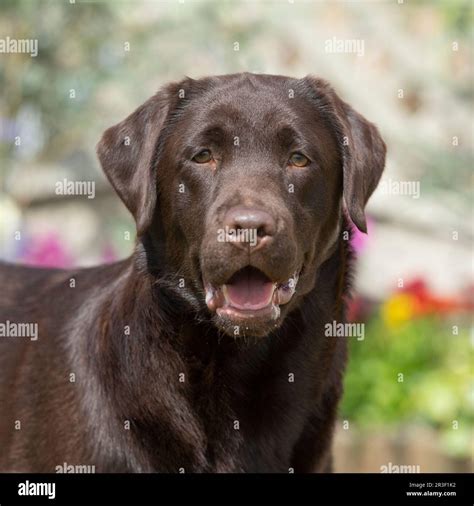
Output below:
[193,150,212,164]
[289,152,310,168]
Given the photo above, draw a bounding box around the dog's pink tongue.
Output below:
[225,267,274,310]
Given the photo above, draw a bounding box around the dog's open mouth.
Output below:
[204,266,299,322]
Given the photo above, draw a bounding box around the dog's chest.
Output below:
[183,352,310,472]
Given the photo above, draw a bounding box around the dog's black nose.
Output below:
[223,206,275,250]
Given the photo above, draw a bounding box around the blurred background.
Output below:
[0,0,472,472]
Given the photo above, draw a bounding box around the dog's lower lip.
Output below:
[217,303,276,318]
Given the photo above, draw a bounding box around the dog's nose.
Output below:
[223,206,275,250]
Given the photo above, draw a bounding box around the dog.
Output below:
[0,73,385,472]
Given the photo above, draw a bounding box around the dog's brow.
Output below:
[276,126,303,147]
[189,125,226,146]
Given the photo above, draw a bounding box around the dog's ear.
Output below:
[302,76,386,233]
[96,86,175,236]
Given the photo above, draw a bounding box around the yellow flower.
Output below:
[382,294,416,328]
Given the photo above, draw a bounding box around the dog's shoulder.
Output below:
[0,259,130,310]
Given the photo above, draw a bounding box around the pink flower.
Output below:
[21,232,73,268]
[351,216,374,254]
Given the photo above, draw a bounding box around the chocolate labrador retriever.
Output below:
[0,73,385,472]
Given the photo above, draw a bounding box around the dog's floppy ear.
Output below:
[302,76,386,233]
[96,87,174,236]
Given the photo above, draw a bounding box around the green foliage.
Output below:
[341,315,473,458]
[0,0,114,160]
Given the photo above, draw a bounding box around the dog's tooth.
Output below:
[271,304,281,320]
[205,283,225,311]
[275,278,297,306]
[293,272,299,286]
[205,288,213,305]
[222,285,230,304]
[272,286,280,305]
[267,284,277,305]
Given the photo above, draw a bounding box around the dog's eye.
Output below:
[289,152,310,168]
[193,150,212,164]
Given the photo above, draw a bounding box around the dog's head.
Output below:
[97,73,385,337]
